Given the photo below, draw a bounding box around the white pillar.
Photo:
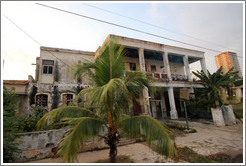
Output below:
[162,52,172,81]
[138,48,146,71]
[183,55,192,81]
[200,58,207,75]
[167,87,178,119]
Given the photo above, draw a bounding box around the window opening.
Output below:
[36,94,48,106]
[42,60,54,74]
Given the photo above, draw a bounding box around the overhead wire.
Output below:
[3,14,71,68]
[83,3,240,53]
[35,3,243,59]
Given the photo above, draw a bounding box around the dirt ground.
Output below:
[26,120,243,163]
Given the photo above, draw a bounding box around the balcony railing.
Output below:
[124,70,169,82]
[171,74,188,81]
[124,71,189,82]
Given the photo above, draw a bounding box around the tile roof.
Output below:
[3,80,29,85]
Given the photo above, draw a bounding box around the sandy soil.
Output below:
[26,120,243,163]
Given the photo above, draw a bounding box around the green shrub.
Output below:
[3,86,20,163]
[16,107,47,132]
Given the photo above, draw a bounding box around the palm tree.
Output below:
[192,67,239,108]
[37,40,177,163]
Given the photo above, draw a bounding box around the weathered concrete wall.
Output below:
[39,48,94,85]
[4,84,27,94]
[14,128,137,162]
[14,129,69,162]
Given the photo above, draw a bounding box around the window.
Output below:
[129,63,136,71]
[36,94,48,106]
[42,60,54,74]
[151,65,156,72]
[63,94,73,105]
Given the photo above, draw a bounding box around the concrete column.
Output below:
[160,89,167,118]
[162,52,172,80]
[167,87,178,119]
[183,55,192,81]
[138,48,146,71]
[200,58,207,75]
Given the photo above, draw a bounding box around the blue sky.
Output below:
[1,1,244,80]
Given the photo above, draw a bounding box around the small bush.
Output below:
[16,107,47,132]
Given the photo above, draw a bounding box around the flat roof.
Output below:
[108,34,205,54]
[40,46,95,56]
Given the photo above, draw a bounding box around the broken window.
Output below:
[42,60,54,74]
[63,94,73,106]
[36,94,48,106]
[129,63,136,71]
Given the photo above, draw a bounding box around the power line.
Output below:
[3,14,71,67]
[35,3,243,58]
[83,3,239,53]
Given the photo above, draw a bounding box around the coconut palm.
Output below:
[192,67,239,108]
[37,40,177,163]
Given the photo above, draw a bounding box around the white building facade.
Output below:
[28,34,207,119]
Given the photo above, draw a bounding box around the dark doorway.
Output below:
[164,91,170,117]
[174,89,184,118]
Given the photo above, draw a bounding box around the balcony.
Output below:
[124,71,189,82]
[171,74,188,81]
[124,71,169,82]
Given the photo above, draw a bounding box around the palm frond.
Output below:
[57,117,105,162]
[37,106,99,130]
[118,115,177,159]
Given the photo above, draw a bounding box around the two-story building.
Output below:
[5,34,207,119]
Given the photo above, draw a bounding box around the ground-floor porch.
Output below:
[132,86,195,120]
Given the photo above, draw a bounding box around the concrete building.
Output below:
[215,51,242,78]
[4,34,208,119]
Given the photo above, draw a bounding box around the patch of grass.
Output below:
[177,146,217,163]
[95,155,134,163]
[165,122,197,136]
[177,147,243,163]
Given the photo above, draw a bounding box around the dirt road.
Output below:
[26,121,243,163]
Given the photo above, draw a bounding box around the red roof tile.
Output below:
[3,80,29,85]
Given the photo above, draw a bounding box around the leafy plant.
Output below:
[192,67,239,108]
[37,40,177,163]
[16,107,47,132]
[3,86,20,163]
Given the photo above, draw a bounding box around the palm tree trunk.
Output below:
[108,132,117,163]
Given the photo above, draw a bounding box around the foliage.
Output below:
[232,101,243,119]
[3,86,17,117]
[185,98,212,120]
[16,107,47,132]
[192,67,239,108]
[177,146,217,163]
[3,86,20,163]
[38,40,176,163]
